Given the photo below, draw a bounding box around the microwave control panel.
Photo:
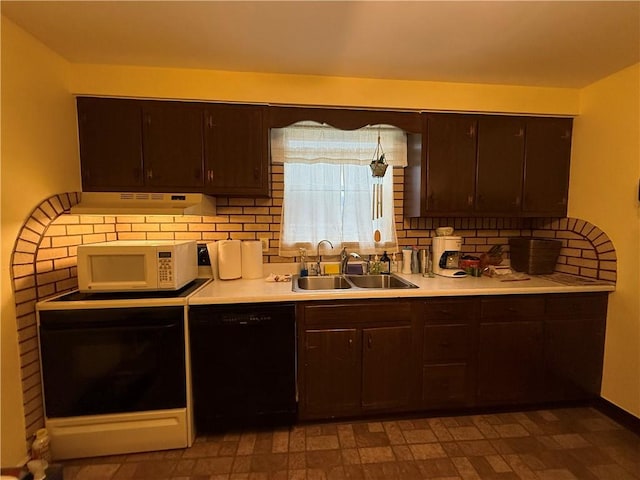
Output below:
[158,251,174,285]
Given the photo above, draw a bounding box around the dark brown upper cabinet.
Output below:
[77,97,145,191]
[476,116,526,215]
[78,97,204,193]
[404,113,573,218]
[204,104,269,196]
[77,97,269,196]
[142,101,205,191]
[424,113,478,214]
[522,117,572,216]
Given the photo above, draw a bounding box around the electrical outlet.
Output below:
[260,238,269,252]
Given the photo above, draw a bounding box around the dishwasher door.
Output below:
[188,302,297,432]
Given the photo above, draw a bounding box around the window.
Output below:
[271,122,407,257]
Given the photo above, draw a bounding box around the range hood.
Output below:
[70,192,216,216]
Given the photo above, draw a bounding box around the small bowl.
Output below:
[435,227,454,236]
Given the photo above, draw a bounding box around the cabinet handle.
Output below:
[438,309,451,316]
[467,195,473,207]
[146,169,153,180]
[348,338,353,347]
[467,125,475,137]
[207,170,214,182]
[253,167,260,180]
[145,114,151,127]
[517,128,524,138]
[514,196,521,207]
[367,335,372,349]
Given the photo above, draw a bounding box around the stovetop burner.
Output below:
[51,278,210,302]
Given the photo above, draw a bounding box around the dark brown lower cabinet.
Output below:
[298,293,609,420]
[362,326,412,410]
[421,299,476,407]
[298,301,418,420]
[477,320,544,405]
[543,293,608,401]
[304,329,361,417]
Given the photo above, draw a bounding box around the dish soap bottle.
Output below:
[380,251,391,274]
[299,248,308,277]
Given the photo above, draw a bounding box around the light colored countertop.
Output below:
[188,269,615,305]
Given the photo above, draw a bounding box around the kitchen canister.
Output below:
[241,241,263,279]
[217,240,242,280]
[401,248,413,274]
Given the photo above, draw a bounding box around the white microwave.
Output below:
[77,240,198,292]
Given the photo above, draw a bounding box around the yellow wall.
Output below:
[1,16,79,464]
[69,63,580,116]
[570,63,640,416]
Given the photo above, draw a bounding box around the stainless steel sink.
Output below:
[292,274,417,292]
[345,274,418,289]
[294,275,352,291]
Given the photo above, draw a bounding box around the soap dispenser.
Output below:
[380,251,391,274]
[299,248,308,277]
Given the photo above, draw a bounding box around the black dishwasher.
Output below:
[188,302,297,432]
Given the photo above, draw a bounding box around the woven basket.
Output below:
[508,237,562,274]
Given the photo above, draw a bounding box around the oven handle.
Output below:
[40,322,181,333]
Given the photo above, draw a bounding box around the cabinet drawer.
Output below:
[423,325,471,362]
[424,299,475,323]
[545,293,608,319]
[303,301,412,327]
[422,364,469,405]
[480,296,545,321]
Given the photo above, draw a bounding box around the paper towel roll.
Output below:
[217,240,242,280]
[242,241,264,279]
[206,241,219,280]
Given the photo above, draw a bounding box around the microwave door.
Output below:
[78,246,158,292]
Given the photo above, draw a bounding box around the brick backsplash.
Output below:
[9,168,617,447]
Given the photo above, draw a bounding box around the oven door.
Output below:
[39,306,186,418]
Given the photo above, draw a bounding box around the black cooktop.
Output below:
[50,278,209,302]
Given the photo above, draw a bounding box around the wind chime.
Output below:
[370,131,388,242]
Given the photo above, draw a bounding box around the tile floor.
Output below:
[61,407,639,480]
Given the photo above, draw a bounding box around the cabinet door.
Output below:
[362,326,412,410]
[477,321,543,405]
[544,318,606,401]
[142,102,205,190]
[522,117,572,216]
[204,104,269,196]
[544,293,608,401]
[303,329,361,417]
[77,97,144,191]
[425,114,477,214]
[476,116,525,214]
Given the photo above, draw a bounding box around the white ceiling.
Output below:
[2,1,639,88]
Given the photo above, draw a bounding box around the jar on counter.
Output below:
[31,428,52,463]
[459,255,482,277]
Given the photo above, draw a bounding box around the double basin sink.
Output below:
[293,273,418,292]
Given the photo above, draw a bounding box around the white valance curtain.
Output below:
[271,122,408,166]
[271,122,406,257]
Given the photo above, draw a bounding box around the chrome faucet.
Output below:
[340,249,366,274]
[316,239,333,275]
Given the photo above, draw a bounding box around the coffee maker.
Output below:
[432,236,467,278]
